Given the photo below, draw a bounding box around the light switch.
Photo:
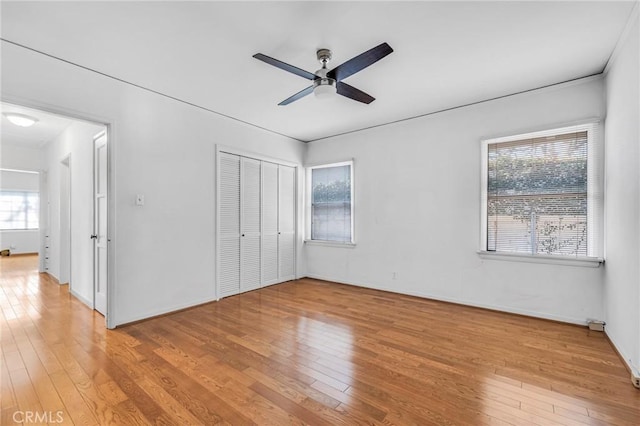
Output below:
[135,194,145,206]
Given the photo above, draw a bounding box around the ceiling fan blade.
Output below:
[327,42,393,82]
[253,53,317,80]
[336,82,375,104]
[278,86,314,105]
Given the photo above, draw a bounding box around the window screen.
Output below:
[487,131,591,257]
[311,163,352,243]
[0,191,39,230]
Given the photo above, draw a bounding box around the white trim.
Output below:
[104,124,116,329]
[306,159,355,244]
[304,240,356,248]
[113,296,219,327]
[70,288,93,309]
[477,251,603,268]
[604,1,639,74]
[480,121,603,260]
[605,330,640,383]
[215,149,221,301]
[1,97,116,328]
[0,168,39,174]
[216,144,299,168]
[305,159,354,169]
[481,120,601,145]
[1,97,114,130]
[303,274,589,326]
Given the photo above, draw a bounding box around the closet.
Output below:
[217,151,296,298]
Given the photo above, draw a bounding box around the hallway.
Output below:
[1,255,108,424]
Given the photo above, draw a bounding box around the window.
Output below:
[0,191,39,230]
[307,161,354,244]
[481,123,602,260]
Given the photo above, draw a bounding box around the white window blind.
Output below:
[482,123,602,259]
[0,191,39,230]
[310,162,353,243]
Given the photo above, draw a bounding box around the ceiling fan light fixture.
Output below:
[313,78,337,99]
[3,113,39,127]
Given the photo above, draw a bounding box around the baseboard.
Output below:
[4,252,38,257]
[69,288,93,309]
[605,330,640,387]
[41,271,60,285]
[303,274,588,326]
[115,296,219,327]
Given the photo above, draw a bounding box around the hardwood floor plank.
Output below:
[48,370,99,425]
[2,256,639,425]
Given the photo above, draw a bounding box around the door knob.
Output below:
[90,234,97,239]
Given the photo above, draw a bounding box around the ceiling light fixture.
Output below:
[313,49,337,100]
[313,78,337,99]
[3,113,39,127]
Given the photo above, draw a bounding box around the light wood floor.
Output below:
[1,255,638,425]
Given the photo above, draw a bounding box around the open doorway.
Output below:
[1,102,110,324]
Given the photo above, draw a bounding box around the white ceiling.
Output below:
[1,102,74,149]
[1,1,636,142]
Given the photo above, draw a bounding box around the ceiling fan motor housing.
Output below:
[314,67,336,90]
[316,48,332,64]
[314,49,336,91]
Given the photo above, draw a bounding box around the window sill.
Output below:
[477,251,603,268]
[304,240,356,248]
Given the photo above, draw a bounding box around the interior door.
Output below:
[278,165,296,281]
[218,152,241,298]
[93,132,108,315]
[241,157,261,292]
[261,162,279,286]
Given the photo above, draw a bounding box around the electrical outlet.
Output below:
[632,373,640,389]
[135,194,145,206]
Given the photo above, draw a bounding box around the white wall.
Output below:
[0,230,39,255]
[604,11,639,377]
[0,144,44,171]
[43,121,101,305]
[2,41,306,326]
[305,77,606,325]
[0,169,40,254]
[0,169,39,189]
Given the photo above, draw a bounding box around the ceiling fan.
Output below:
[253,42,393,106]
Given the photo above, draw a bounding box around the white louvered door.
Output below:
[218,153,241,297]
[241,157,261,292]
[217,150,296,299]
[278,165,296,281]
[261,162,279,286]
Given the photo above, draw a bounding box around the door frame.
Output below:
[215,144,299,301]
[3,96,117,329]
[59,154,71,286]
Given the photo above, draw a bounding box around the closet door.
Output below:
[218,153,241,298]
[278,165,296,280]
[261,162,279,286]
[241,157,261,292]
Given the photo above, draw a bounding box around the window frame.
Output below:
[305,160,355,246]
[0,190,40,231]
[479,122,603,266]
